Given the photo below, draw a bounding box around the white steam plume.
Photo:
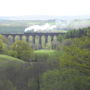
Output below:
[24,23,56,32]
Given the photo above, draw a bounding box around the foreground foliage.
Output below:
[40,28,90,90]
[0,28,90,90]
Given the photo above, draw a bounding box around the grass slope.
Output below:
[0,54,25,68]
[0,54,25,63]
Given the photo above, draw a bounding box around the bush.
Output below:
[10,40,34,62]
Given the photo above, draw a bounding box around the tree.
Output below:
[10,40,34,61]
[0,40,8,54]
[40,30,90,90]
[0,35,9,44]
[0,35,8,54]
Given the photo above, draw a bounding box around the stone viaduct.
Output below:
[1,32,64,49]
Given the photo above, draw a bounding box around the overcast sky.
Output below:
[0,0,90,16]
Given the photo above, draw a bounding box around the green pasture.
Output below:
[34,50,56,54]
[0,54,25,63]
[0,54,25,68]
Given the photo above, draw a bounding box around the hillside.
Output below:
[0,54,25,63]
[0,54,25,68]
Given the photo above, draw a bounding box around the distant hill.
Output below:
[0,15,90,34]
[0,15,90,20]
[0,15,54,20]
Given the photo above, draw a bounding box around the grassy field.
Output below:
[34,50,56,54]
[0,26,26,34]
[0,54,25,68]
[33,50,56,61]
[0,54,25,63]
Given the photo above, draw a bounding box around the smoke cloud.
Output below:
[24,23,56,32]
